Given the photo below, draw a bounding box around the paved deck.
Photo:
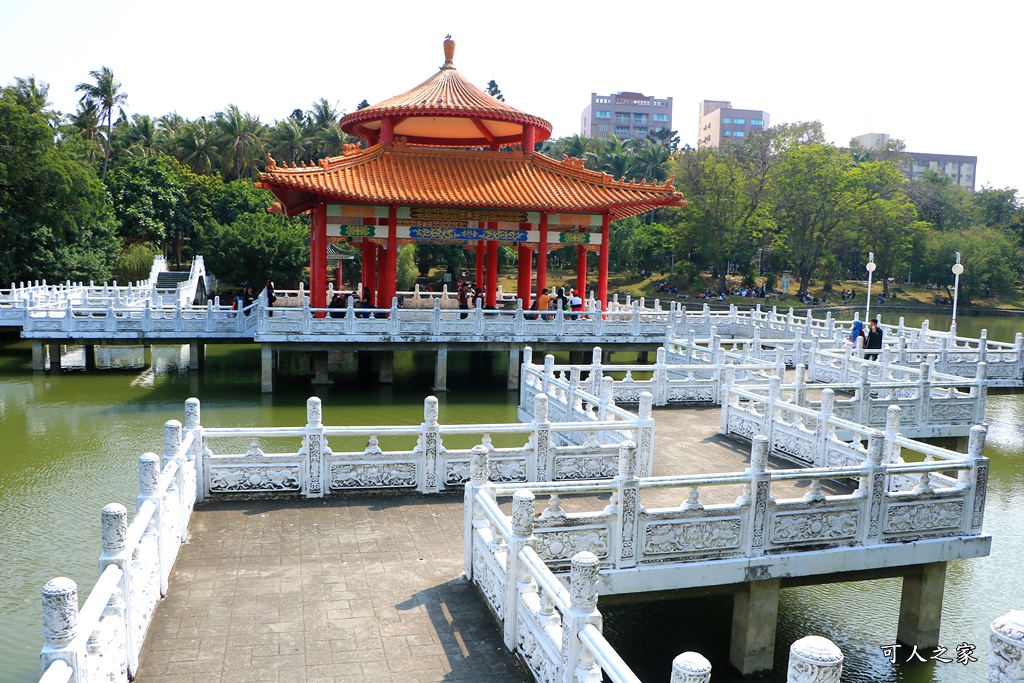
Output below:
[135,406,845,682]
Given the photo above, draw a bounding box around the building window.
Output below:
[598,124,608,131]
[595,110,611,119]
[615,113,630,123]
[734,118,745,125]
[615,126,630,136]
[751,119,764,126]
[723,131,732,137]
[633,113,648,124]
[734,131,745,137]
[635,127,648,134]
[653,113,668,122]
[722,117,732,124]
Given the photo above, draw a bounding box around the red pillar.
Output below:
[383,205,398,308]
[486,236,499,308]
[523,125,536,153]
[310,200,328,314]
[375,244,385,306]
[475,241,485,291]
[361,239,375,301]
[380,117,394,145]
[517,242,532,310]
[537,213,548,296]
[598,213,611,308]
[576,226,587,298]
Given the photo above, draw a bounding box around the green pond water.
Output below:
[1,314,1021,682]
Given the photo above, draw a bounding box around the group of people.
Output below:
[850,319,884,359]
[697,285,769,301]
[327,291,375,318]
[525,287,585,319]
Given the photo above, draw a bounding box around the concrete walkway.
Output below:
[135,405,842,682]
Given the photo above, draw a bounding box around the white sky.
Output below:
[3,0,1019,192]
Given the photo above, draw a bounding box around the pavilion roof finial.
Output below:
[442,35,456,69]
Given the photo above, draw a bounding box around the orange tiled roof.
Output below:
[340,38,551,148]
[256,143,683,220]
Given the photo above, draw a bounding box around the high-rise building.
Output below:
[851,133,978,191]
[697,100,770,147]
[581,92,673,140]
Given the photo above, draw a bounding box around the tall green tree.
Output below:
[214,104,265,180]
[75,66,127,181]
[197,213,308,287]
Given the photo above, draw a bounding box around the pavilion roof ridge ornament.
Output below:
[442,34,456,70]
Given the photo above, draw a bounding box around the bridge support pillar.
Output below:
[379,351,394,384]
[189,341,204,372]
[312,352,330,385]
[47,343,62,370]
[261,344,274,393]
[508,345,520,391]
[434,345,448,392]
[637,350,648,363]
[898,561,946,649]
[31,341,45,371]
[730,578,781,676]
[84,345,96,370]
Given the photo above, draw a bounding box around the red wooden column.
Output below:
[537,213,548,296]
[310,200,328,315]
[375,244,385,306]
[383,205,398,307]
[576,227,587,297]
[486,229,499,308]
[598,213,611,308]
[475,242,485,291]
[516,235,532,311]
[361,239,376,301]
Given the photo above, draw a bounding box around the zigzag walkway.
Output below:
[133,405,806,683]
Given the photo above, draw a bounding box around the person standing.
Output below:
[536,288,551,320]
[457,281,469,319]
[865,319,884,361]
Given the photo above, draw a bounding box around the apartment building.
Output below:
[697,100,769,147]
[581,92,673,140]
[851,133,978,191]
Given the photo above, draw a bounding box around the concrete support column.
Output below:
[434,345,448,392]
[188,340,204,373]
[144,345,153,369]
[261,344,274,393]
[730,578,781,676]
[48,343,61,370]
[379,351,394,384]
[898,561,947,649]
[508,345,521,391]
[84,345,96,371]
[31,341,45,371]
[637,350,649,363]
[311,351,330,385]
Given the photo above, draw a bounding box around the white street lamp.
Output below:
[951,252,964,331]
[865,252,876,323]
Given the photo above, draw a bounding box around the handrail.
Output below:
[579,624,644,683]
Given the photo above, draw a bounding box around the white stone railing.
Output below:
[191,393,646,499]
[38,410,199,682]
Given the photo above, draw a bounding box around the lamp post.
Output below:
[865,252,876,323]
[951,252,964,332]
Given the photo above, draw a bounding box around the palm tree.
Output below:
[313,120,353,158]
[587,135,634,180]
[561,134,592,159]
[174,118,221,175]
[8,76,53,119]
[269,117,313,166]
[309,98,341,128]
[214,104,266,180]
[71,99,103,164]
[629,140,671,183]
[75,66,128,181]
[120,113,159,157]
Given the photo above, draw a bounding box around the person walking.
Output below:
[865,319,884,361]
[849,319,866,349]
[536,288,551,320]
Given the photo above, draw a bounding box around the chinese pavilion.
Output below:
[257,38,683,312]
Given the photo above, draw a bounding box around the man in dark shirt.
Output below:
[865,319,883,361]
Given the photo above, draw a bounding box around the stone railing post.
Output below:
[763,375,781,448]
[561,552,602,683]
[164,419,186,542]
[599,376,614,421]
[100,502,137,675]
[40,577,85,680]
[464,445,491,579]
[670,652,712,683]
[637,392,655,477]
[568,366,582,421]
[882,404,902,465]
[686,329,696,364]
[503,489,536,649]
[532,393,552,482]
[719,367,736,434]
[137,451,167,595]
[961,424,989,534]
[543,354,555,397]
[1015,332,1024,379]
[745,435,772,558]
[421,396,441,493]
[974,362,988,425]
[917,362,931,426]
[787,635,843,682]
[793,363,807,408]
[989,610,1024,681]
[655,346,668,406]
[856,365,870,426]
[520,346,534,409]
[184,397,204,502]
[814,389,834,468]
[590,346,603,391]
[304,397,325,498]
[615,441,639,569]
[857,432,885,546]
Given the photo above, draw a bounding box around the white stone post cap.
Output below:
[991,610,1024,644]
[671,651,711,682]
[789,634,843,665]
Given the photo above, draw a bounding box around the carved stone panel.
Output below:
[728,414,758,440]
[534,527,610,561]
[667,386,716,403]
[771,509,859,544]
[329,462,416,489]
[643,518,743,555]
[209,465,301,492]
[553,455,617,480]
[885,500,964,534]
